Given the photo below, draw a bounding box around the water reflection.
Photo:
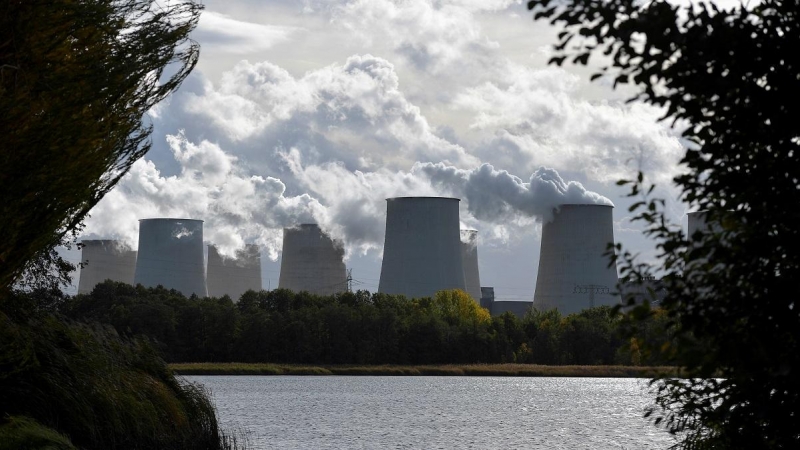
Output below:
[187,376,674,449]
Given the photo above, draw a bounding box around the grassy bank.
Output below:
[1,298,244,450]
[171,362,681,378]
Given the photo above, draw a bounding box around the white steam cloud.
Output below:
[415,162,612,223]
[83,133,325,260]
[85,130,610,260]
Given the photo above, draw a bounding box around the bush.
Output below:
[0,291,240,450]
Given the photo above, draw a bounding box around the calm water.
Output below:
[187,376,674,449]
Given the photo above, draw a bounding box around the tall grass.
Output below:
[0,303,245,450]
[172,362,681,378]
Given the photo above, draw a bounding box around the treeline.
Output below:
[62,281,673,366]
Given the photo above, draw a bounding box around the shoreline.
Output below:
[171,363,681,378]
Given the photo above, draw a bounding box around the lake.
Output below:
[187,375,674,449]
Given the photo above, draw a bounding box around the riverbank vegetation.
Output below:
[0,1,248,448]
[64,282,674,367]
[0,290,245,450]
[172,362,679,378]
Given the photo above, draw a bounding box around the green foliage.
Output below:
[0,416,76,450]
[171,362,680,378]
[13,226,84,294]
[0,295,242,450]
[65,281,667,367]
[529,0,799,447]
[0,0,202,291]
[0,2,242,448]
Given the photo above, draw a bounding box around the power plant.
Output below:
[379,197,466,299]
[77,240,137,294]
[278,224,348,295]
[75,198,633,314]
[533,204,619,315]
[460,230,482,302]
[206,244,262,300]
[134,218,207,297]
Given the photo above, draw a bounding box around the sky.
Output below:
[68,0,693,300]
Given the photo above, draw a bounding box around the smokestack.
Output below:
[77,240,137,294]
[134,218,207,297]
[279,224,347,295]
[460,230,482,302]
[533,204,619,314]
[379,197,466,299]
[207,244,262,301]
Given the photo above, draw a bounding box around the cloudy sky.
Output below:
[72,0,691,299]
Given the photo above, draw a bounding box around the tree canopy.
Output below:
[0,0,202,292]
[61,283,653,366]
[529,0,799,447]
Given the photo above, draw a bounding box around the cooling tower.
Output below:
[77,240,137,294]
[278,224,348,295]
[207,244,262,300]
[379,197,466,299]
[133,218,207,297]
[460,230,482,302]
[533,204,619,315]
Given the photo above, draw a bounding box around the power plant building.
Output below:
[134,218,207,297]
[533,204,619,315]
[460,230,482,302]
[77,240,137,294]
[279,224,348,295]
[207,244,262,300]
[491,301,533,319]
[687,211,709,239]
[379,197,466,299]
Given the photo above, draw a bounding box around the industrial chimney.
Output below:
[207,244,262,301]
[460,230,482,302]
[134,218,207,297]
[533,204,619,315]
[379,197,466,299]
[77,240,137,294]
[278,224,348,296]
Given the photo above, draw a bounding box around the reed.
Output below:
[0,308,245,450]
[171,362,681,378]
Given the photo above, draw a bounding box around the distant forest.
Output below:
[60,281,672,366]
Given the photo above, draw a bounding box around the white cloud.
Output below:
[161,55,480,172]
[79,0,693,298]
[84,133,325,260]
[193,11,300,54]
[454,66,686,185]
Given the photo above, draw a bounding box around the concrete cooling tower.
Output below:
[77,240,137,294]
[460,230,482,302]
[134,218,207,297]
[379,197,466,299]
[207,244,262,300]
[279,224,347,295]
[533,204,619,315]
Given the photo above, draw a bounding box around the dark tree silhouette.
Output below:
[528,0,799,447]
[0,0,202,292]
